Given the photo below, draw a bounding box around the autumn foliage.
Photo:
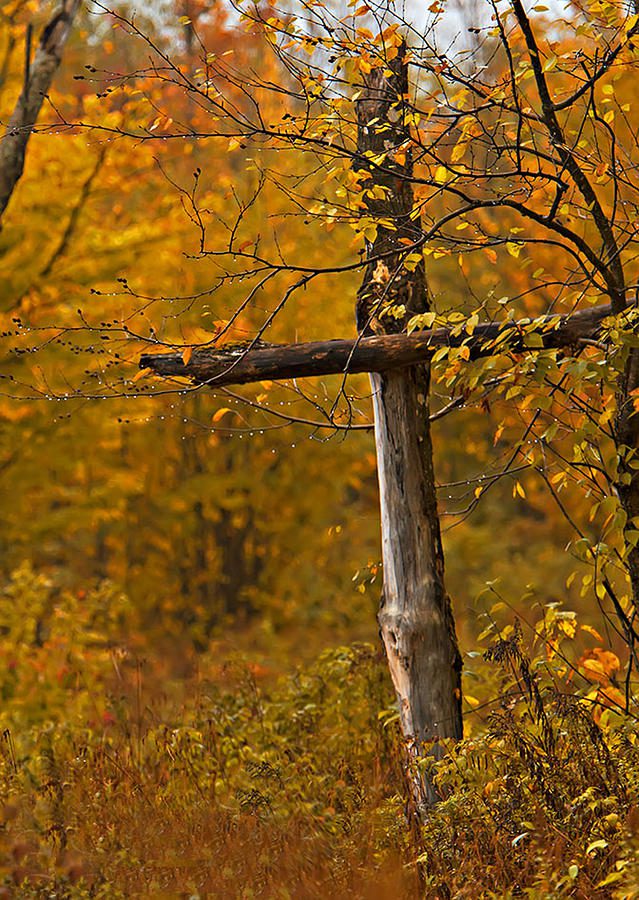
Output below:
[2,0,639,895]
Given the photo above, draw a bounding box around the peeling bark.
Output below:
[371,366,463,810]
[355,49,462,817]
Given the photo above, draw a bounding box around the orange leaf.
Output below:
[592,648,621,675]
[579,648,621,683]
[212,407,232,423]
[133,367,152,382]
[182,347,193,365]
[484,247,497,265]
[580,624,603,642]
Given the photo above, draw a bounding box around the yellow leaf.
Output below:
[434,165,449,184]
[466,313,479,334]
[557,618,577,639]
[451,139,467,163]
[403,252,422,272]
[133,367,152,382]
[182,347,193,365]
[212,407,232,422]
[580,624,603,642]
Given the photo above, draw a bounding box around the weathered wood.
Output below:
[140,301,621,386]
[355,49,463,817]
[371,365,463,809]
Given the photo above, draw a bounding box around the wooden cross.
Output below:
[139,48,625,819]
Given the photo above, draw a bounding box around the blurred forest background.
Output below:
[1,0,639,897]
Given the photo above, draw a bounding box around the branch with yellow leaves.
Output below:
[139,301,631,387]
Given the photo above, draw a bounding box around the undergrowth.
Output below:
[1,564,639,898]
[420,622,639,899]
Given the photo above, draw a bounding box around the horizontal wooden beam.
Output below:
[140,301,625,387]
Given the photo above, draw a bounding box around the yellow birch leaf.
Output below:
[434,165,449,184]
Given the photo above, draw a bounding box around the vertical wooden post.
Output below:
[356,45,463,814]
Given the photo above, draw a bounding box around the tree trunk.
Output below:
[615,347,639,617]
[356,48,462,816]
[0,0,80,222]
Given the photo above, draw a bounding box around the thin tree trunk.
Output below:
[0,0,80,222]
[615,348,639,617]
[356,48,462,816]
